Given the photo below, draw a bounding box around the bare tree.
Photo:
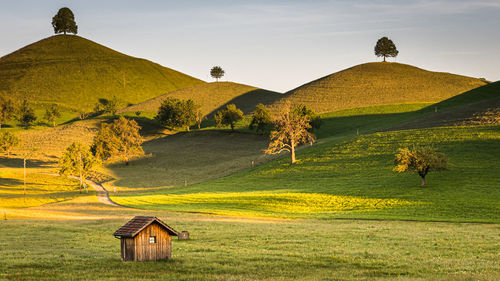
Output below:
[265,103,315,164]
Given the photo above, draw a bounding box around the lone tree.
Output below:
[92,116,144,165]
[0,96,15,130]
[17,100,37,129]
[52,7,78,35]
[210,66,225,82]
[394,146,447,187]
[0,131,19,156]
[44,104,61,127]
[265,103,315,164]
[249,103,272,134]
[104,96,121,116]
[156,97,198,131]
[374,36,399,62]
[215,104,243,132]
[59,142,99,193]
[292,104,322,132]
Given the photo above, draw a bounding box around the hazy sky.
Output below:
[1,0,499,92]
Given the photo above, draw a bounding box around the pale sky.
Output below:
[1,0,499,92]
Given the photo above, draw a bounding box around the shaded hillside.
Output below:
[274,62,486,113]
[121,82,282,116]
[0,35,204,111]
[389,81,500,130]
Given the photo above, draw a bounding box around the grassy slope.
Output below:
[109,82,500,222]
[120,81,282,116]
[0,35,204,111]
[390,81,500,130]
[1,218,498,281]
[274,62,486,113]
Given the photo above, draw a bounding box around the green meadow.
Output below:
[1,215,499,281]
[0,32,498,281]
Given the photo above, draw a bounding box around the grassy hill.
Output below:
[0,35,204,111]
[389,81,500,130]
[112,125,500,222]
[121,81,282,116]
[274,62,487,113]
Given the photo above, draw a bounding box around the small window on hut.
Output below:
[149,236,156,244]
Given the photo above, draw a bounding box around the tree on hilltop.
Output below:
[265,103,315,164]
[215,104,243,132]
[374,36,398,62]
[394,146,447,187]
[0,96,15,130]
[91,116,144,165]
[52,7,78,35]
[210,66,225,82]
[59,142,99,193]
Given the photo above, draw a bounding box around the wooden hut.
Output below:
[113,216,178,261]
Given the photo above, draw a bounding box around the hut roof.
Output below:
[113,216,178,238]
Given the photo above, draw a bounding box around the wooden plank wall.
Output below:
[121,238,135,261]
[134,222,172,261]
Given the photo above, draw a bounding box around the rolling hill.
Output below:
[0,35,204,111]
[388,81,500,130]
[121,81,282,116]
[274,62,487,113]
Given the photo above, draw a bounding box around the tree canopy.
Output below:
[394,146,447,187]
[249,103,272,134]
[44,104,61,127]
[0,131,19,156]
[292,104,322,132]
[91,116,143,165]
[374,36,398,62]
[0,96,15,130]
[215,104,243,132]
[156,97,198,131]
[52,7,78,35]
[265,103,315,164]
[17,100,36,129]
[59,142,99,192]
[210,66,225,82]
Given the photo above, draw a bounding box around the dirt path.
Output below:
[36,172,120,207]
[83,179,121,207]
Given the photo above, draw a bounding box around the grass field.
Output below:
[0,35,203,111]
[0,216,498,280]
[111,125,500,222]
[0,168,81,209]
[101,130,273,190]
[273,62,486,113]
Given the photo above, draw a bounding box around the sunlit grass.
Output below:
[274,62,486,113]
[0,169,82,209]
[113,191,419,218]
[112,125,500,222]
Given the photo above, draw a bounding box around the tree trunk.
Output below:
[53,120,56,127]
[23,158,26,195]
[383,56,386,62]
[230,123,234,132]
[79,152,83,193]
[186,126,190,132]
[291,141,296,164]
[421,176,425,187]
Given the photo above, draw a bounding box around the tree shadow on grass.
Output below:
[0,157,56,168]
